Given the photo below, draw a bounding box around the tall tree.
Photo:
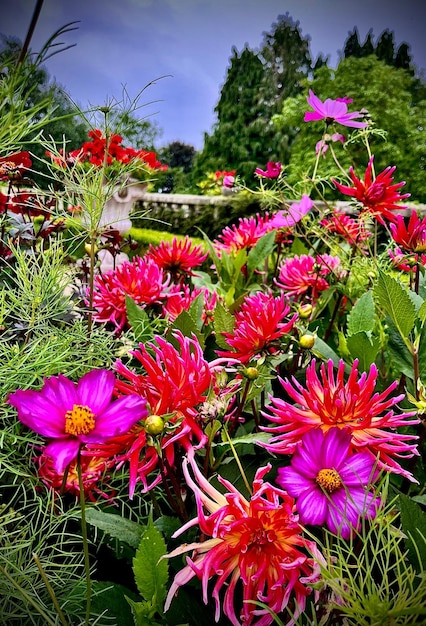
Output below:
[343,28,362,59]
[360,30,375,57]
[375,29,396,65]
[395,42,413,73]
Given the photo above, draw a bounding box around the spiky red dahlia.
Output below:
[146,236,208,281]
[0,151,32,180]
[390,210,426,253]
[114,331,213,496]
[162,283,218,322]
[90,256,170,331]
[320,209,371,247]
[164,450,322,626]
[275,254,340,301]
[261,359,419,480]
[333,156,410,224]
[216,291,298,363]
[213,214,272,256]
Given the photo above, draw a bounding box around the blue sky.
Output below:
[2,0,426,150]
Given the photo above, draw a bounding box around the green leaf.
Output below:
[125,295,154,344]
[84,508,143,548]
[398,494,426,572]
[126,597,160,626]
[168,309,205,349]
[214,431,270,447]
[213,302,235,349]
[386,317,414,379]
[346,331,380,372]
[346,291,375,336]
[247,230,276,277]
[133,517,169,609]
[311,337,341,367]
[418,300,426,324]
[187,292,205,329]
[374,270,416,340]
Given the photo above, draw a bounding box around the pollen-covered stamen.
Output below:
[316,468,342,493]
[64,404,96,436]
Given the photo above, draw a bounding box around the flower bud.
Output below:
[243,366,259,380]
[144,414,165,436]
[84,242,98,256]
[298,303,313,318]
[299,334,315,349]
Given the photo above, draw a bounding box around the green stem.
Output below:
[222,425,252,496]
[33,553,69,626]
[77,450,92,626]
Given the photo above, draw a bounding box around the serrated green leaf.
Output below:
[347,291,375,336]
[346,331,380,372]
[167,309,205,348]
[213,302,235,349]
[374,270,416,339]
[84,508,143,548]
[386,317,415,379]
[188,292,204,328]
[133,517,169,609]
[398,494,426,572]
[125,295,154,344]
[126,597,159,626]
[418,300,426,323]
[247,230,276,276]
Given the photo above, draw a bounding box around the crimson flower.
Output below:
[254,161,282,178]
[0,151,32,180]
[320,209,371,247]
[275,254,340,301]
[213,213,272,256]
[304,90,368,128]
[146,236,208,281]
[164,450,322,626]
[389,210,426,253]
[261,359,419,480]
[90,256,170,331]
[216,291,298,364]
[277,428,379,539]
[8,369,147,473]
[162,283,218,322]
[333,156,410,223]
[114,331,213,496]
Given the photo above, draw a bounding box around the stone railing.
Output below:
[134,192,426,236]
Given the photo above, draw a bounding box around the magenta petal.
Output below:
[42,375,79,412]
[85,395,147,440]
[340,452,376,486]
[322,428,351,467]
[297,487,327,526]
[77,369,115,414]
[45,438,81,473]
[304,111,324,122]
[8,388,65,437]
[276,466,313,496]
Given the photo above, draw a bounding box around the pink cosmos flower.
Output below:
[275,254,340,301]
[90,256,170,331]
[276,428,379,539]
[216,291,298,363]
[333,156,410,224]
[223,174,235,188]
[304,90,368,128]
[254,161,282,178]
[269,195,314,229]
[164,450,322,626]
[114,331,213,495]
[261,359,419,480]
[315,133,345,156]
[8,370,147,474]
[145,236,208,282]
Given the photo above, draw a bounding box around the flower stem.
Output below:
[77,451,92,626]
[223,425,252,496]
[33,552,69,626]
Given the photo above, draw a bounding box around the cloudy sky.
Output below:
[2,0,426,149]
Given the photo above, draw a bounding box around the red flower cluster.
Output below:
[0,151,32,181]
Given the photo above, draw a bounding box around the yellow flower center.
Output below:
[64,404,96,436]
[316,468,342,493]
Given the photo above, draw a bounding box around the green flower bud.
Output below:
[298,303,313,318]
[243,366,259,380]
[144,414,165,436]
[299,334,315,349]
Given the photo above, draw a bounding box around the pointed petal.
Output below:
[276,466,313,496]
[85,394,147,440]
[298,487,327,526]
[9,387,65,437]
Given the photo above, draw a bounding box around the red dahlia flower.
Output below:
[8,369,147,473]
[261,359,419,480]
[254,161,282,178]
[389,210,426,253]
[275,254,340,301]
[213,213,272,256]
[146,236,208,281]
[320,209,371,247]
[90,256,170,331]
[277,428,379,539]
[164,450,322,626]
[216,291,298,363]
[333,156,410,223]
[0,151,32,180]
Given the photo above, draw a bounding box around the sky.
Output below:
[2,0,426,150]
